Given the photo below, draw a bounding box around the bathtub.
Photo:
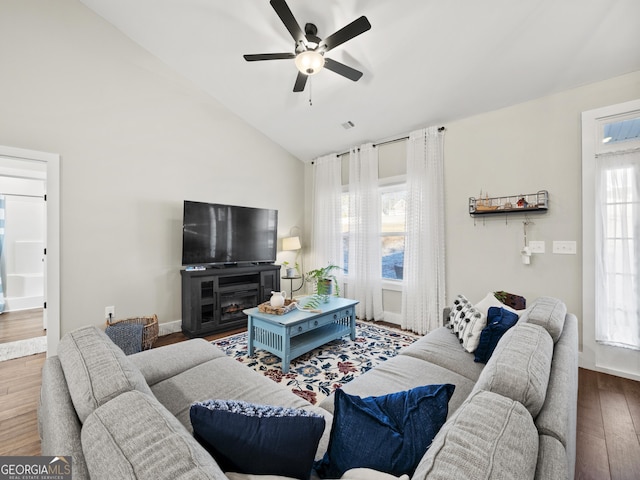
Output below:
[5,273,44,311]
[3,240,44,312]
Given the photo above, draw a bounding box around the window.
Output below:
[595,113,640,350]
[341,183,407,280]
[380,185,406,280]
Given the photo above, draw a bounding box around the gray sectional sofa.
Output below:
[38,295,578,480]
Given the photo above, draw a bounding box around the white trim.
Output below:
[0,145,60,356]
[581,98,640,380]
[158,319,183,336]
[381,311,402,326]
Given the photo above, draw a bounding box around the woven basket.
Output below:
[106,314,159,350]
[258,299,296,315]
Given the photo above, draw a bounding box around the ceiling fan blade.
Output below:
[244,53,296,62]
[293,72,308,92]
[324,58,363,82]
[270,0,306,45]
[319,16,371,53]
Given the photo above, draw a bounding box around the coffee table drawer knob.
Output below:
[313,320,319,326]
[298,326,303,332]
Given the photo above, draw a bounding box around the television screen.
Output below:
[182,201,278,266]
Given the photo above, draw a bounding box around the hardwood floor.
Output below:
[0,308,45,343]
[0,324,639,478]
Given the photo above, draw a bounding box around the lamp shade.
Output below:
[282,236,302,251]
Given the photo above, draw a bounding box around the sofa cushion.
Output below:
[473,306,519,364]
[520,296,567,343]
[57,326,153,423]
[81,390,227,480]
[190,400,325,480]
[315,384,455,479]
[399,327,485,382]
[447,294,486,352]
[151,356,333,460]
[412,390,539,480]
[129,338,226,386]
[226,468,410,480]
[473,323,553,418]
[318,355,474,420]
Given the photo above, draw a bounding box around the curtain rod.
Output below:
[335,126,446,158]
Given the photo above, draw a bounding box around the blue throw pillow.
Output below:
[474,306,519,363]
[190,400,325,480]
[314,384,455,478]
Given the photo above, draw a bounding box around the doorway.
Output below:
[0,145,60,360]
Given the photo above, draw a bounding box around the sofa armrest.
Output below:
[39,356,90,480]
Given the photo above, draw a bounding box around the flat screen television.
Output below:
[181,201,278,266]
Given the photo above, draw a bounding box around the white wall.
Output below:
[304,71,640,357]
[445,71,640,352]
[0,0,305,334]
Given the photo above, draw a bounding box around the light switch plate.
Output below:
[553,241,577,254]
[529,241,545,254]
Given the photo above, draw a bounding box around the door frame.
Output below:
[0,145,60,356]
[581,98,640,381]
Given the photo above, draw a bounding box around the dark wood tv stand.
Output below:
[181,264,281,338]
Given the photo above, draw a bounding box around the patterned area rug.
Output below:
[213,322,420,405]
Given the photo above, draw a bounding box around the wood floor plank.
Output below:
[575,428,611,480]
[599,388,640,480]
[621,377,640,435]
[0,309,44,343]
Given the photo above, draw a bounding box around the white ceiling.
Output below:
[79,0,640,162]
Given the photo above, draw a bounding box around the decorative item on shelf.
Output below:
[269,291,287,308]
[281,261,300,278]
[469,190,549,220]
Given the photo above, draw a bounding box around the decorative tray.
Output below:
[258,299,297,315]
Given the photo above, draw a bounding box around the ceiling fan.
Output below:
[243,0,371,92]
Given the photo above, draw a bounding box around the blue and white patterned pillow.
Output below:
[448,294,486,353]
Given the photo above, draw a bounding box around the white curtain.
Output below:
[310,153,344,289]
[401,126,445,334]
[348,144,383,320]
[595,149,640,350]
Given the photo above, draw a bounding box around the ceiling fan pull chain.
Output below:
[308,77,313,106]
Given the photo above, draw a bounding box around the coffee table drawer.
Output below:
[288,322,310,337]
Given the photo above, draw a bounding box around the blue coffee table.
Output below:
[243,297,359,373]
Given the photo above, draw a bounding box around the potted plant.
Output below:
[282,261,300,278]
[305,264,343,300]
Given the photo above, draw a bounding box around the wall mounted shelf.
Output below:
[469,190,548,216]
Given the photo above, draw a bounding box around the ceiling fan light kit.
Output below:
[294,50,324,75]
[244,0,371,92]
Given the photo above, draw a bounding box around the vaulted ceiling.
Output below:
[79,0,640,162]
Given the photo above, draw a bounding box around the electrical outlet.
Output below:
[553,241,577,254]
[105,306,115,320]
[529,241,545,254]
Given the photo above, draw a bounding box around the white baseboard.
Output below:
[383,311,402,326]
[158,319,182,337]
